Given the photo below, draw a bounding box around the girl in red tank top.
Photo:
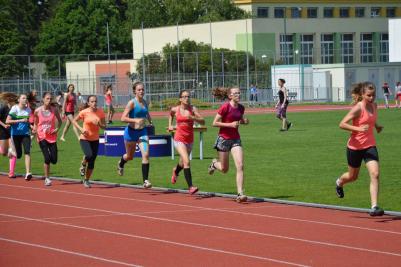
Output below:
[60,84,80,142]
[168,90,205,195]
[336,82,384,216]
[33,92,62,186]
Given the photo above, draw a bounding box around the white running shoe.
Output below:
[208,159,217,175]
[143,180,152,189]
[117,160,124,176]
[44,178,52,186]
[79,164,86,177]
[83,180,91,188]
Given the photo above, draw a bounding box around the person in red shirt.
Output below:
[208,87,249,203]
[72,95,106,188]
[104,84,115,124]
[168,90,205,195]
[336,82,384,216]
[60,84,80,141]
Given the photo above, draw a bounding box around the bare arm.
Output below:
[191,107,205,125]
[98,117,107,129]
[32,109,39,134]
[120,101,142,124]
[53,108,63,133]
[339,103,367,132]
[168,107,176,131]
[212,113,239,129]
[61,93,68,114]
[71,114,85,135]
[6,115,27,125]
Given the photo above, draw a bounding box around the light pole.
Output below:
[283,8,287,64]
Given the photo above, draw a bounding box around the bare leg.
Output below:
[231,146,244,195]
[214,151,229,173]
[366,160,380,208]
[337,166,360,186]
[44,163,50,178]
[25,154,31,174]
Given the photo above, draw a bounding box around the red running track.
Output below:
[1,176,401,267]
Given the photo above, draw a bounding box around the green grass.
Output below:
[1,108,401,212]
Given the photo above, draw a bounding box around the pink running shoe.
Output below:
[171,167,178,184]
[189,186,199,195]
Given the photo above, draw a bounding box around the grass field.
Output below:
[1,107,400,212]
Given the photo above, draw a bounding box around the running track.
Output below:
[1,176,401,266]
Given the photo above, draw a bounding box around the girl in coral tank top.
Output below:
[168,90,205,195]
[335,82,384,217]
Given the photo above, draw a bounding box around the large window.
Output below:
[323,7,334,18]
[360,33,373,63]
[300,35,314,64]
[321,34,334,64]
[275,7,285,18]
[387,7,396,18]
[307,7,318,18]
[257,7,269,18]
[355,7,365,17]
[291,7,301,18]
[380,33,389,62]
[280,34,294,64]
[340,7,350,18]
[371,7,381,17]
[341,34,354,63]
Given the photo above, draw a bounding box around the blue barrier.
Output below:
[99,135,105,156]
[102,126,171,157]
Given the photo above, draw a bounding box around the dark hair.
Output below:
[278,78,286,84]
[397,81,401,86]
[351,82,376,105]
[42,92,58,107]
[103,84,112,94]
[66,84,75,93]
[79,95,96,111]
[0,92,18,105]
[132,80,144,93]
[212,87,238,101]
[27,91,38,109]
[179,89,190,98]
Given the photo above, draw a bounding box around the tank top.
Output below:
[129,98,148,119]
[174,105,194,144]
[278,89,288,104]
[347,102,377,150]
[65,93,76,112]
[105,92,112,105]
[37,106,57,143]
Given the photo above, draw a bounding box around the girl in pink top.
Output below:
[104,84,115,124]
[33,92,62,186]
[208,87,249,203]
[168,90,205,194]
[336,82,384,216]
[60,84,80,141]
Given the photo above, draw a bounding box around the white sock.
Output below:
[336,178,342,187]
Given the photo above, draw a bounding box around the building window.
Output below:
[360,33,373,63]
[341,33,354,63]
[371,7,381,17]
[300,35,314,64]
[321,34,334,64]
[340,7,350,18]
[275,7,285,18]
[291,7,301,18]
[280,34,293,64]
[307,7,318,18]
[355,7,365,17]
[386,7,396,18]
[257,7,269,18]
[380,33,389,62]
[323,7,334,18]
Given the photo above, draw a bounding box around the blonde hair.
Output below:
[212,87,238,101]
[351,82,376,105]
[0,92,18,105]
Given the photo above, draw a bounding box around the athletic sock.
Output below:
[336,178,341,187]
[9,156,16,175]
[183,168,193,187]
[119,156,127,168]
[175,164,183,176]
[142,163,149,182]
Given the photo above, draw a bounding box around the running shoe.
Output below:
[25,173,32,181]
[44,177,52,186]
[369,206,384,217]
[208,159,217,175]
[336,184,344,198]
[287,122,293,131]
[171,167,178,184]
[117,160,124,176]
[83,179,91,188]
[189,186,199,195]
[143,180,152,189]
[236,193,247,203]
[8,173,16,179]
[279,128,287,132]
[79,163,86,177]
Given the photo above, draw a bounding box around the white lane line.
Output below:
[0,212,308,267]
[1,196,401,258]
[1,183,400,236]
[0,237,141,267]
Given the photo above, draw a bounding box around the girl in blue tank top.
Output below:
[118,81,153,189]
